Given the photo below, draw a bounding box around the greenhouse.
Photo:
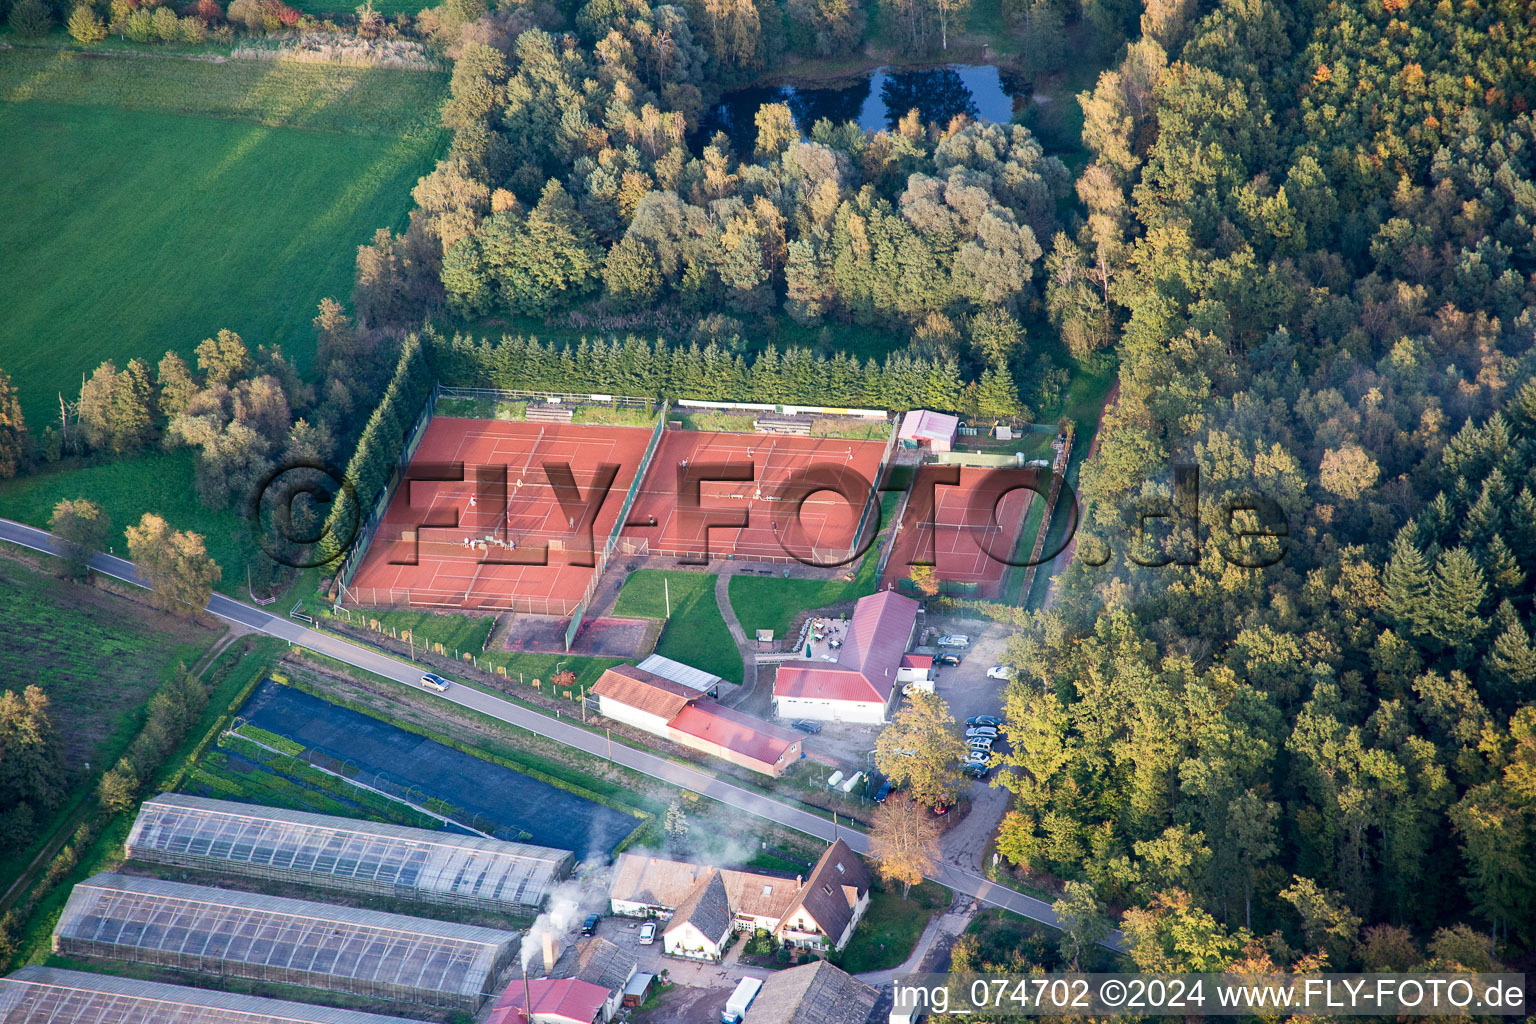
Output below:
[126,794,573,910]
[0,966,430,1024]
[53,874,518,1012]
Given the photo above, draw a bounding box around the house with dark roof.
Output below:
[662,871,732,961]
[592,665,804,775]
[775,839,871,952]
[546,936,637,1021]
[743,960,881,1024]
[608,840,871,956]
[772,591,921,724]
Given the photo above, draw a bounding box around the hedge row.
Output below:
[320,332,432,566]
[427,331,967,412]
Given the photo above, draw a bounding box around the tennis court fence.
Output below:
[344,586,582,616]
[333,383,440,604]
[438,386,654,410]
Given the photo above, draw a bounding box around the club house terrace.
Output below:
[606,839,871,960]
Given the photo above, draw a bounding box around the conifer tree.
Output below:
[1426,547,1489,651]
[1380,527,1431,638]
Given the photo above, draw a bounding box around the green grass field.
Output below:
[728,545,882,639]
[834,875,951,973]
[0,555,219,891]
[613,569,744,683]
[0,50,447,427]
[332,607,496,654]
[0,450,254,595]
[0,556,216,766]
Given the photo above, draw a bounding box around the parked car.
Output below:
[962,763,989,779]
[936,634,971,647]
[638,922,657,945]
[581,913,601,936]
[874,780,893,803]
[966,726,998,740]
[791,720,822,734]
[966,715,1002,728]
[419,673,450,693]
[935,653,962,666]
[986,664,1015,680]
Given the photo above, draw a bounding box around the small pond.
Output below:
[698,64,1028,154]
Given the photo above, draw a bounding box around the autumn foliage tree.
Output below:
[869,794,941,898]
[874,690,968,808]
[50,498,110,581]
[125,514,221,618]
[0,687,66,853]
[0,368,26,480]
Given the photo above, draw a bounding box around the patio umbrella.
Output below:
[805,642,812,658]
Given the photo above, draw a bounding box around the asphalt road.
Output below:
[0,517,1124,948]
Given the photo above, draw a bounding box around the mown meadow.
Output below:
[0,49,448,428]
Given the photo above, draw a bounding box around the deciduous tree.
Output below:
[125,514,221,618]
[1053,880,1111,969]
[869,794,940,898]
[874,690,967,807]
[50,498,110,581]
[0,369,26,480]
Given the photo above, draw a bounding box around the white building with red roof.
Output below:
[897,409,959,452]
[591,665,804,775]
[771,591,921,724]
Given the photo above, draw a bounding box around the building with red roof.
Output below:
[591,666,804,775]
[772,591,921,724]
[487,977,609,1024]
[898,409,959,452]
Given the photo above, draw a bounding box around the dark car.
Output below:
[935,654,962,666]
[963,763,989,779]
[966,715,1002,728]
[874,780,893,803]
[581,913,601,935]
[791,720,822,734]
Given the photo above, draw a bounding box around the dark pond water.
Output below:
[698,64,1027,154]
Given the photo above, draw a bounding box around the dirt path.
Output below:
[714,571,759,708]
[1042,381,1118,611]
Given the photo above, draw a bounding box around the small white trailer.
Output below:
[721,976,763,1024]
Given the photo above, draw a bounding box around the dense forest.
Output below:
[342,0,1536,967]
[347,0,1098,418]
[990,0,1536,974]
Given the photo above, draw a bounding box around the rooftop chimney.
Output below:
[542,931,559,975]
[796,875,803,889]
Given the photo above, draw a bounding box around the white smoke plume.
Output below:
[520,860,612,973]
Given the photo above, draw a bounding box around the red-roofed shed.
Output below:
[669,701,804,775]
[488,978,609,1024]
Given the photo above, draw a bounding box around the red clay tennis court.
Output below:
[620,431,889,566]
[880,465,1035,597]
[347,419,655,613]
